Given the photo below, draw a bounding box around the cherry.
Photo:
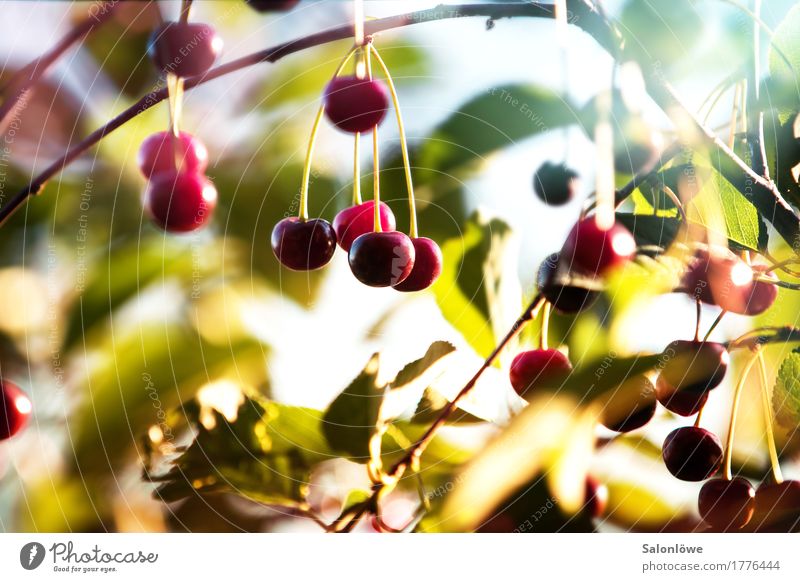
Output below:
[656,340,728,416]
[752,480,800,531]
[682,249,777,315]
[698,477,755,530]
[137,131,208,178]
[1,380,32,440]
[245,0,300,11]
[348,231,415,287]
[537,252,599,313]
[599,376,657,433]
[662,426,723,482]
[332,201,396,251]
[583,476,608,519]
[144,171,217,233]
[271,217,337,271]
[148,22,223,78]
[532,161,578,206]
[392,237,443,292]
[561,218,636,276]
[324,76,389,133]
[509,349,572,396]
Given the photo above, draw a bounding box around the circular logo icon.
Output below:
[20,542,46,570]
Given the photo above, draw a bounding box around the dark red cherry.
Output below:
[656,341,729,416]
[245,0,300,11]
[332,201,396,251]
[742,265,778,315]
[662,426,723,482]
[509,349,572,396]
[271,217,337,271]
[1,380,32,440]
[324,76,389,133]
[561,218,636,276]
[537,252,599,313]
[583,476,608,519]
[392,237,443,292]
[144,171,217,233]
[698,477,755,530]
[599,376,657,433]
[533,161,578,206]
[348,231,415,287]
[148,22,223,78]
[752,480,800,531]
[137,131,208,178]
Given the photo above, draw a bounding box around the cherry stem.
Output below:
[694,299,702,342]
[369,44,418,239]
[723,350,760,480]
[353,133,362,205]
[756,349,783,483]
[660,186,687,222]
[366,48,382,233]
[694,405,704,428]
[180,0,193,24]
[539,301,551,350]
[0,1,119,135]
[299,47,359,220]
[703,310,726,342]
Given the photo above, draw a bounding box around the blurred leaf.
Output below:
[560,352,664,401]
[619,0,703,69]
[322,353,385,460]
[391,341,457,394]
[70,322,267,475]
[433,212,520,359]
[616,213,680,249]
[604,481,679,530]
[769,4,800,121]
[774,348,800,430]
[433,393,597,532]
[154,393,331,509]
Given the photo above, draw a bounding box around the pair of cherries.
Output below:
[140,19,224,232]
[1,380,32,441]
[271,201,443,292]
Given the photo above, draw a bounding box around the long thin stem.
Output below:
[299,47,359,220]
[757,349,783,483]
[703,310,727,342]
[373,127,381,232]
[0,1,119,134]
[723,350,760,480]
[748,0,769,178]
[353,132,362,205]
[539,301,551,350]
[180,0,193,23]
[369,44,418,238]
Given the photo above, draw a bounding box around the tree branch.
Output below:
[0,2,555,226]
[0,0,119,135]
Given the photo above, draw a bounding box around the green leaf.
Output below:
[616,213,680,250]
[392,341,457,390]
[408,84,579,189]
[619,0,703,70]
[559,352,665,402]
[774,348,800,430]
[605,481,681,530]
[433,211,521,358]
[410,387,486,425]
[153,393,331,509]
[322,354,386,460]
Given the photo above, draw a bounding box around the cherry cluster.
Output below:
[139,14,223,232]
[271,42,443,291]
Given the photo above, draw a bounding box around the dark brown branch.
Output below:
[0,1,119,135]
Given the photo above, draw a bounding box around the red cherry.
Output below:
[656,340,728,416]
[137,131,208,179]
[148,22,223,78]
[561,218,635,276]
[662,426,723,482]
[752,480,800,531]
[533,162,578,206]
[144,171,217,233]
[509,349,572,396]
[537,252,599,313]
[332,201,396,251]
[742,265,778,315]
[599,376,657,433]
[698,477,755,530]
[1,380,32,440]
[392,237,443,292]
[271,217,337,271]
[324,76,389,133]
[348,231,415,287]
